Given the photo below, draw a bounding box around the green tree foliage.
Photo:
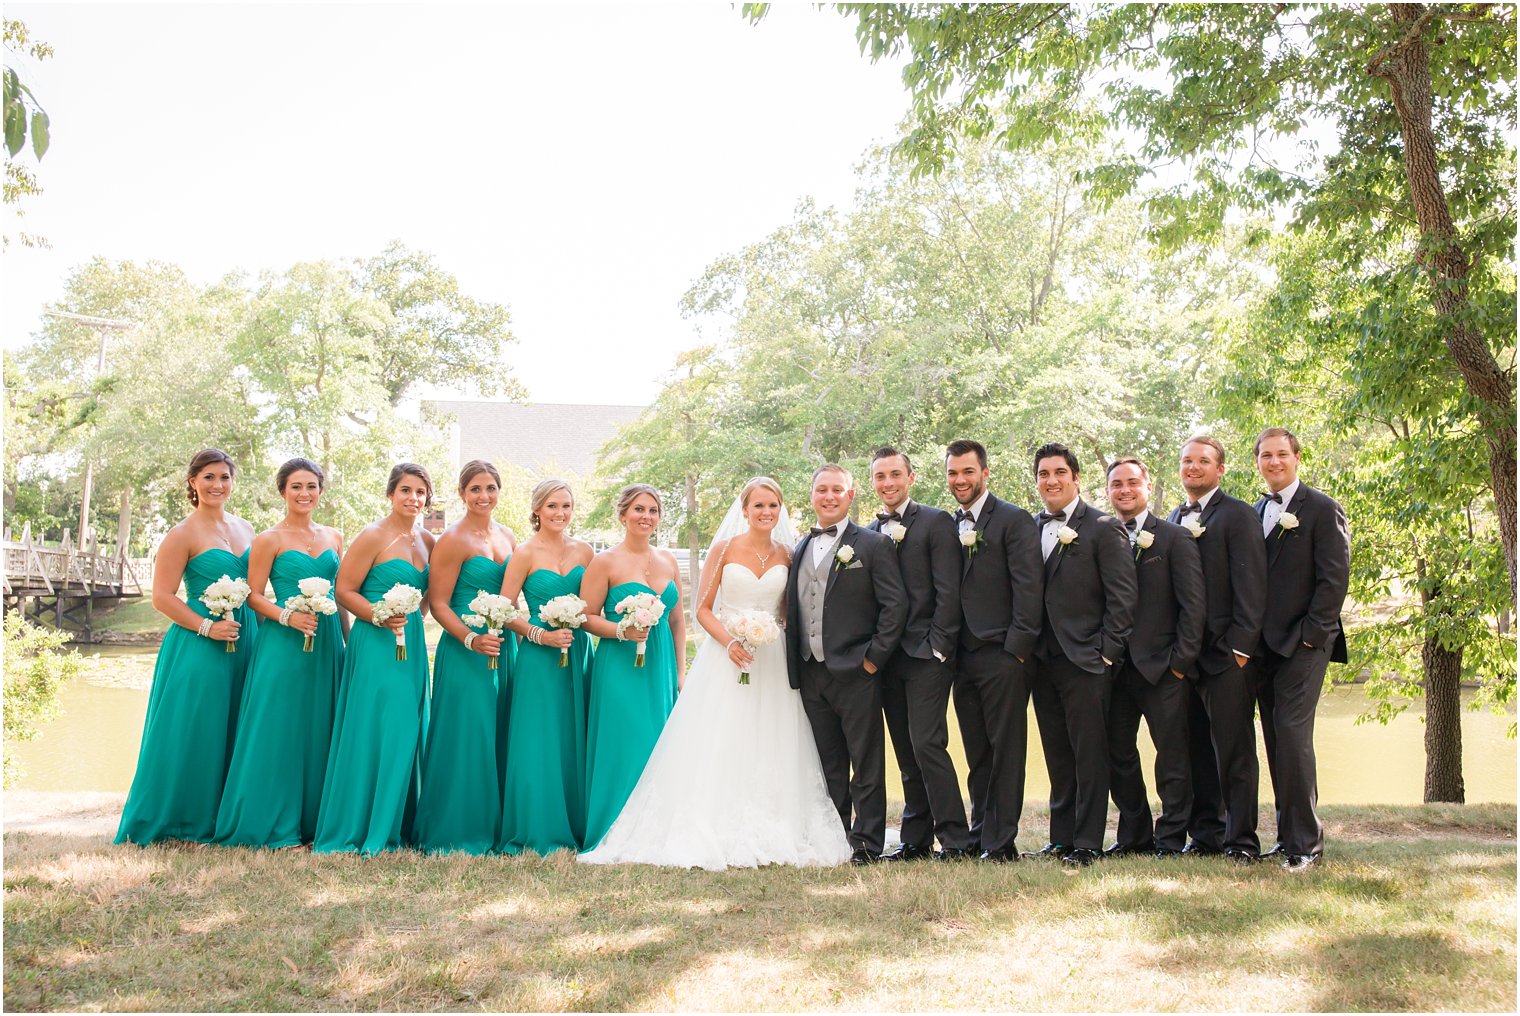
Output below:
[778,1,1519,599]
[3,17,51,249]
[3,613,79,787]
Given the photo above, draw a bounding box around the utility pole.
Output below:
[42,310,134,545]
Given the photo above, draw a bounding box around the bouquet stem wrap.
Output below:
[462,593,524,671]
[370,583,424,662]
[201,575,252,654]
[537,595,588,669]
[614,592,666,669]
[286,578,338,653]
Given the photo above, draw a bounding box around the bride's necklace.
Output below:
[749,539,773,572]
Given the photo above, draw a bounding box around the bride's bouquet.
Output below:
[538,594,587,668]
[284,576,339,652]
[723,608,780,685]
[461,591,523,670]
[370,583,424,661]
[201,575,252,653]
[614,592,666,668]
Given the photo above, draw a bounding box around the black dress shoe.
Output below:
[1224,847,1259,865]
[1021,842,1068,860]
[1104,841,1156,858]
[1281,853,1319,873]
[1153,846,1184,858]
[882,842,934,862]
[850,848,880,866]
[1060,847,1100,867]
[977,845,1021,863]
[935,846,977,861]
[1261,843,1286,859]
[1182,840,1223,857]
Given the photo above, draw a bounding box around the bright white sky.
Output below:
[2,2,910,405]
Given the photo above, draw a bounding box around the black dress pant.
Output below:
[1257,642,1331,857]
[1030,651,1112,852]
[800,656,886,854]
[1194,660,1261,854]
[1107,662,1192,852]
[881,649,971,850]
[1185,684,1226,849]
[951,641,1029,853]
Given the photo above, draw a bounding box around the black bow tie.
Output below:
[953,509,973,523]
[1179,502,1202,516]
[1124,518,1137,532]
[1037,510,1066,525]
[810,525,838,538]
[876,511,901,524]
[1262,491,1283,504]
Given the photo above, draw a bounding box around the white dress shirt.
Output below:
[1261,479,1300,538]
[811,520,844,567]
[1040,493,1082,561]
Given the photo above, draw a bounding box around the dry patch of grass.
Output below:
[3,804,1514,1012]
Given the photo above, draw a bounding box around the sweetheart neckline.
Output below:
[721,562,788,582]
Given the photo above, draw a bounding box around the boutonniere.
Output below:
[1056,525,1078,556]
[1133,528,1154,560]
[1182,518,1206,539]
[957,519,983,557]
[833,544,861,571]
[882,520,908,546]
[1275,511,1299,539]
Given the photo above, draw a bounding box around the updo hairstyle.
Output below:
[185,448,237,507]
[529,478,573,532]
[386,462,435,508]
[276,457,325,493]
[615,483,663,520]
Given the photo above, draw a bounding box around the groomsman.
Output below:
[867,447,974,860]
[786,464,908,864]
[1029,443,1136,867]
[1253,428,1350,873]
[1103,458,1205,856]
[1167,435,1267,863]
[944,439,1043,862]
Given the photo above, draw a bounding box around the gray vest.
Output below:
[796,540,830,661]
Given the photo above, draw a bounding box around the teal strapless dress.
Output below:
[312,558,429,855]
[412,554,509,855]
[116,548,258,845]
[581,580,681,850]
[214,549,344,848]
[497,566,592,855]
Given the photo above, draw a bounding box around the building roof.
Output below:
[425,400,647,477]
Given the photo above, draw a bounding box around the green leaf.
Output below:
[29,108,47,159]
[4,98,24,158]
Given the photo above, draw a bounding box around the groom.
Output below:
[787,463,908,864]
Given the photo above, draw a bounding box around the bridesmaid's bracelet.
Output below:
[464,632,478,651]
[197,618,213,638]
[615,626,627,641]
[527,625,543,646]
[278,607,294,627]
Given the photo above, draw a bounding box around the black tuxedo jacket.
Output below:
[868,500,962,661]
[1125,513,1207,683]
[1167,490,1266,675]
[957,492,1044,660]
[785,519,908,689]
[1254,482,1351,664]
[1037,498,1137,674]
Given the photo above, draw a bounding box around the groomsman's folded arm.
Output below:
[926,511,962,658]
[1302,498,1351,649]
[1226,510,1268,659]
[1003,511,1043,661]
[1169,532,1207,676]
[866,540,908,669]
[1097,518,1139,666]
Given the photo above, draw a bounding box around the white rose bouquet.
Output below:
[614,592,666,668]
[723,607,780,685]
[461,592,523,670]
[285,576,339,652]
[538,594,587,668]
[201,575,252,653]
[370,583,424,661]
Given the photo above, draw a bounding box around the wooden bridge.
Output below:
[3,522,146,638]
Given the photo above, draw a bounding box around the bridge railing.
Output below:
[2,522,145,597]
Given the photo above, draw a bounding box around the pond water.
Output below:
[9,646,1516,805]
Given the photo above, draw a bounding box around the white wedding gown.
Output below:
[579,563,852,870]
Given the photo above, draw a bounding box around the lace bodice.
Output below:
[716,563,787,617]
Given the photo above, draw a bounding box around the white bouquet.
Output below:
[723,608,780,685]
[461,591,523,670]
[538,594,587,668]
[614,591,666,668]
[370,583,424,661]
[201,575,252,653]
[285,576,338,653]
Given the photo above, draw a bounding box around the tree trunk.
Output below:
[1421,625,1465,803]
[1372,4,1519,602]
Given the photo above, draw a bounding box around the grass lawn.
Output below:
[3,803,1513,1012]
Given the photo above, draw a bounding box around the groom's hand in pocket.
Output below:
[862,658,878,675]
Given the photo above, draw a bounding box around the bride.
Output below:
[580,477,851,870]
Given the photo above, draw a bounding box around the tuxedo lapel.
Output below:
[961,499,992,578]
[1200,494,1225,528]
[824,521,858,600]
[1266,485,1308,568]
[1045,499,1084,581]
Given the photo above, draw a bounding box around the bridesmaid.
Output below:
[496,478,594,855]
[313,463,434,856]
[412,460,518,855]
[215,458,346,849]
[116,449,257,845]
[580,484,685,851]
